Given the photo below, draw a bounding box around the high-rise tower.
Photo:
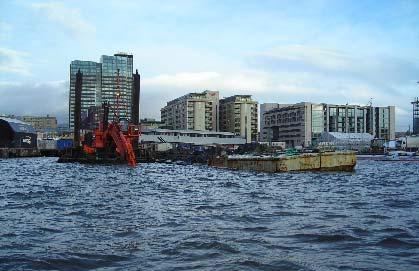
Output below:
[69,53,136,129]
[69,61,102,129]
[100,53,133,122]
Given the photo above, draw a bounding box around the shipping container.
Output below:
[57,139,73,151]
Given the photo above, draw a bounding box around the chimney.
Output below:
[131,69,140,150]
[132,69,140,125]
[74,69,83,147]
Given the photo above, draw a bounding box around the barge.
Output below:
[209,151,356,172]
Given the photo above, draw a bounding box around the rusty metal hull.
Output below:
[209,152,356,173]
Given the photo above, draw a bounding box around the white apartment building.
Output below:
[219,95,258,143]
[160,90,219,131]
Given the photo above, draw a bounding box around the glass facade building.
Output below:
[100,53,133,121]
[69,53,134,129]
[69,61,102,129]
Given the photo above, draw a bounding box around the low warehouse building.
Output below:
[0,117,37,149]
[316,132,374,151]
[140,128,246,146]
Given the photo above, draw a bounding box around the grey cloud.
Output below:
[0,80,68,123]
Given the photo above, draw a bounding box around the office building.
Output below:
[100,53,133,121]
[69,60,102,129]
[260,103,286,141]
[263,103,395,147]
[219,95,258,143]
[69,53,136,129]
[161,90,219,131]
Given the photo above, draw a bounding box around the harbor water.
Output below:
[0,157,418,270]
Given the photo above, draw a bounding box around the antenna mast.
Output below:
[116,68,121,120]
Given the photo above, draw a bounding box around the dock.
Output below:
[0,148,40,158]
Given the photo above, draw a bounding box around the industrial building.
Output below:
[69,53,136,129]
[0,117,37,149]
[0,115,57,133]
[140,118,165,130]
[262,102,395,148]
[219,95,258,143]
[317,132,374,151]
[17,115,57,132]
[140,128,246,146]
[161,90,219,131]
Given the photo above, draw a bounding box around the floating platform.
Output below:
[57,148,139,166]
[0,148,40,158]
[209,151,356,173]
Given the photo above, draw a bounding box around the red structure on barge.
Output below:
[59,69,141,167]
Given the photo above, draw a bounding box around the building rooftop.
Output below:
[220,95,257,103]
[143,128,240,137]
[165,90,219,106]
[0,117,36,134]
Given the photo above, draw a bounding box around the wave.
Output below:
[242,226,271,232]
[237,259,308,271]
[376,237,419,248]
[291,233,359,243]
[179,240,239,254]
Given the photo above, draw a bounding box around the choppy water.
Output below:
[0,158,418,271]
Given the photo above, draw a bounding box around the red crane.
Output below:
[82,69,140,167]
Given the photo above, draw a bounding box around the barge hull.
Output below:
[210,152,356,173]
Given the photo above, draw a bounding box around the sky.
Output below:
[0,0,418,131]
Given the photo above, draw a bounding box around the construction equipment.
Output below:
[59,68,141,167]
[82,102,139,167]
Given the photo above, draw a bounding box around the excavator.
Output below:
[59,68,140,167]
[82,102,139,167]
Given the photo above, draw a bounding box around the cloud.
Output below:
[0,22,12,41]
[31,2,95,38]
[243,44,418,129]
[143,71,272,93]
[255,45,353,71]
[140,70,274,120]
[0,80,68,123]
[0,47,31,76]
[249,44,419,86]
[139,44,417,131]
